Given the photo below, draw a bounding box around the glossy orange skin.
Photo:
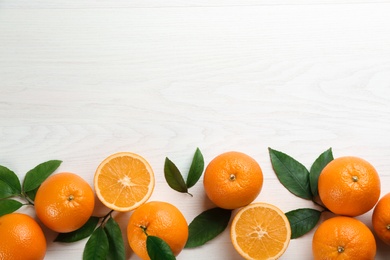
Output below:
[0,213,46,260]
[372,192,390,245]
[203,151,263,209]
[35,172,95,233]
[127,201,188,260]
[312,216,376,260]
[318,156,380,217]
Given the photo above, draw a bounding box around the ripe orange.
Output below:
[372,192,390,245]
[312,216,376,260]
[230,202,291,260]
[203,151,263,209]
[94,152,155,212]
[35,172,95,233]
[127,201,188,260]
[318,156,380,216]
[0,213,46,260]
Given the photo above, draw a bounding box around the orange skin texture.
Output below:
[372,192,390,245]
[0,213,46,260]
[312,216,376,260]
[318,156,380,217]
[35,172,95,233]
[203,151,263,209]
[127,201,188,260]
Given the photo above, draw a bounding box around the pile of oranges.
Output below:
[0,150,389,260]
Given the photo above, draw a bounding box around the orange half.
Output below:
[94,152,155,212]
[231,202,291,260]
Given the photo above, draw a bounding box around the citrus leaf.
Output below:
[286,208,322,239]
[0,165,21,198]
[186,148,204,189]
[310,148,333,197]
[83,226,109,260]
[104,217,125,260]
[55,216,100,243]
[269,148,312,200]
[185,207,232,248]
[0,199,23,217]
[23,160,62,193]
[0,180,15,200]
[146,236,176,260]
[164,157,188,194]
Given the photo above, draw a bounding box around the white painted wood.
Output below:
[1,1,390,259]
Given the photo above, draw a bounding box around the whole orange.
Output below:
[0,213,46,260]
[318,156,380,216]
[127,201,188,260]
[203,151,263,209]
[312,216,376,260]
[35,172,95,233]
[372,192,390,245]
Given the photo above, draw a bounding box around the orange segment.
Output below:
[231,202,291,260]
[94,152,155,212]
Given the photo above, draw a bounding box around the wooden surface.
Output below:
[1,1,390,259]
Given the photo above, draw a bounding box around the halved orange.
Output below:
[230,202,291,260]
[94,152,155,212]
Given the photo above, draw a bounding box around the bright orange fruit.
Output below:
[0,213,46,260]
[230,202,291,260]
[318,156,380,216]
[35,172,95,233]
[203,151,263,209]
[94,152,155,212]
[127,201,188,260]
[312,216,376,259]
[372,192,390,245]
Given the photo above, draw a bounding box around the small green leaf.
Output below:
[269,148,312,200]
[83,226,109,260]
[186,148,204,189]
[0,165,21,198]
[164,157,188,194]
[286,208,322,239]
[146,236,176,260]
[55,216,100,243]
[185,207,232,248]
[105,217,125,260]
[310,148,333,197]
[0,199,23,217]
[23,160,62,197]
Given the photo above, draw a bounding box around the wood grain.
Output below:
[1,1,390,259]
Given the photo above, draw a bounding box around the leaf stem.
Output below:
[101,209,114,227]
[20,193,35,206]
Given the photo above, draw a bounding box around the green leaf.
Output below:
[83,226,109,260]
[55,216,100,243]
[164,157,188,194]
[23,160,62,195]
[146,236,176,260]
[186,148,204,189]
[310,148,333,197]
[0,199,23,217]
[105,217,125,260]
[286,208,322,239]
[185,207,232,248]
[0,165,21,198]
[269,148,312,200]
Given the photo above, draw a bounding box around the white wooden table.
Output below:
[1,1,390,259]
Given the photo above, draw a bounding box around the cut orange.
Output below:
[230,202,291,260]
[94,152,155,212]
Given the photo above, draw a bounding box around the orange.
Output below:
[372,192,390,245]
[230,202,291,260]
[0,213,46,260]
[203,151,263,209]
[35,172,95,233]
[94,152,155,212]
[318,156,380,217]
[312,216,376,259]
[127,201,188,260]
